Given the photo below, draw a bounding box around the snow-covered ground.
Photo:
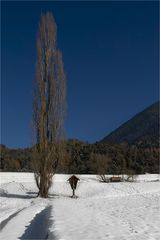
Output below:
[0,173,160,240]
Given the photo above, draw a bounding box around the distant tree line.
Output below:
[64,140,159,174]
[0,140,159,174]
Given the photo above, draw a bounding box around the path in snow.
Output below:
[19,205,54,240]
[0,207,27,231]
[0,199,50,240]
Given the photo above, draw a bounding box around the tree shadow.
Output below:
[0,193,37,199]
[26,191,38,195]
[49,193,71,198]
[19,206,57,240]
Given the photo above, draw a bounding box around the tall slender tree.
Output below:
[32,12,66,198]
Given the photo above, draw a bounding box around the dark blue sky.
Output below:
[1,1,159,148]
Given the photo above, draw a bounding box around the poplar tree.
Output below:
[32,13,66,198]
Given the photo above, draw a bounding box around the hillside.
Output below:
[102,101,159,147]
[0,102,159,174]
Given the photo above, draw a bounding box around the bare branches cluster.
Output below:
[90,153,111,182]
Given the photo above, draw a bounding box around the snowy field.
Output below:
[0,173,160,240]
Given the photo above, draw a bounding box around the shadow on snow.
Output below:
[19,206,56,240]
[0,208,27,231]
[0,193,37,199]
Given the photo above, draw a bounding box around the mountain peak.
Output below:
[101,101,159,147]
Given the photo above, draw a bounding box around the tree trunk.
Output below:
[38,173,51,198]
